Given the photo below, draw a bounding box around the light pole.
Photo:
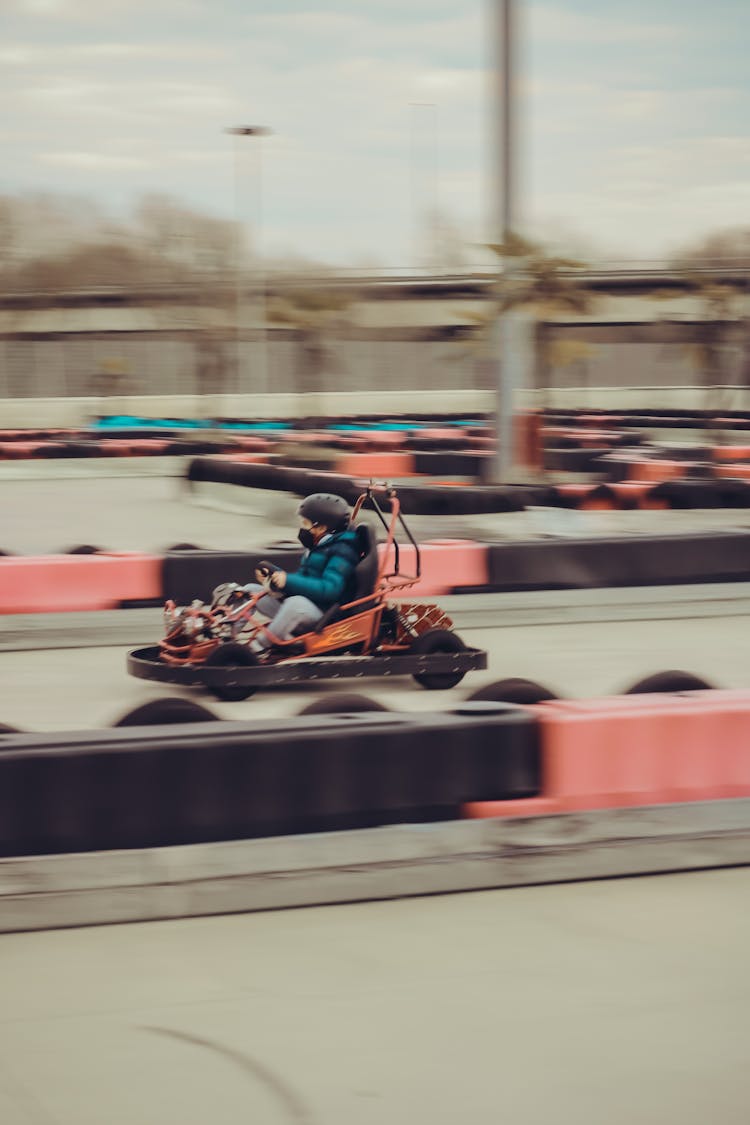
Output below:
[409,102,438,271]
[490,0,529,482]
[225,125,272,401]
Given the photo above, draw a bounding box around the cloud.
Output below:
[37,151,151,170]
[1,0,749,265]
[530,3,685,45]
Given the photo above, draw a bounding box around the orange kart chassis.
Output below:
[159,488,452,668]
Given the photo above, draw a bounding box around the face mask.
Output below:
[298,527,317,550]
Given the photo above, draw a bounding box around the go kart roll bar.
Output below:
[353,484,421,584]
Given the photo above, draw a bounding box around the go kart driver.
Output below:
[244,493,361,654]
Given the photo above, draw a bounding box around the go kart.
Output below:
[127,487,487,701]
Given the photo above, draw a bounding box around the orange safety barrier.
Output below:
[543,426,622,448]
[218,453,271,464]
[232,436,273,452]
[0,441,47,459]
[515,410,544,472]
[0,553,163,614]
[712,446,750,462]
[95,439,170,456]
[416,428,457,443]
[578,414,622,428]
[465,691,750,819]
[379,539,488,596]
[336,451,416,478]
[716,464,750,481]
[341,431,405,449]
[627,460,695,483]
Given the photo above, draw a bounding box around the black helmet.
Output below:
[298,493,351,531]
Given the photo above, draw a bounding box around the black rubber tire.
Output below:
[165,543,202,551]
[297,693,389,715]
[113,697,219,727]
[65,544,103,554]
[466,677,558,705]
[0,722,22,733]
[410,628,467,691]
[204,642,258,702]
[624,670,714,695]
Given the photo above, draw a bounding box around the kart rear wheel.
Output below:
[204,643,258,702]
[410,628,467,690]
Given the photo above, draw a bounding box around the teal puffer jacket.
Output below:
[283,528,361,610]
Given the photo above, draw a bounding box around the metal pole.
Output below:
[230,131,244,397]
[225,126,272,401]
[409,102,437,271]
[500,0,515,240]
[493,0,524,483]
[253,133,269,399]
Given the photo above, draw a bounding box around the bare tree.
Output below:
[459,234,595,399]
[135,194,236,279]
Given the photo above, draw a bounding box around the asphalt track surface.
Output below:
[0,610,747,730]
[2,468,750,1123]
[1,870,749,1125]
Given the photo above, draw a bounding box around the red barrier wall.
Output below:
[336,452,416,478]
[378,540,489,596]
[0,554,162,614]
[465,691,750,819]
[628,460,694,483]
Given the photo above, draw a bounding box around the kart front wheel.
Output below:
[410,628,467,690]
[205,643,258,702]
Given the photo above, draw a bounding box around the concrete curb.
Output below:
[2,799,748,932]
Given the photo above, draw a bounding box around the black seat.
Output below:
[349,522,379,603]
[311,522,380,633]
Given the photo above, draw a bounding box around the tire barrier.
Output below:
[112,698,220,727]
[465,689,750,820]
[623,670,714,695]
[649,479,750,509]
[150,536,487,603]
[297,693,391,715]
[0,709,539,857]
[6,525,750,614]
[466,678,559,705]
[9,410,750,510]
[544,447,614,474]
[484,531,750,592]
[161,545,304,605]
[411,451,488,477]
[187,457,552,515]
[187,453,750,513]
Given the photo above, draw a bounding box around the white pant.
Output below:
[245,584,323,642]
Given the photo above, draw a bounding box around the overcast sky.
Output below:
[3,0,749,265]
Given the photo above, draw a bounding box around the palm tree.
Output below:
[485,233,594,404]
[266,279,355,426]
[655,271,741,456]
[457,234,596,478]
